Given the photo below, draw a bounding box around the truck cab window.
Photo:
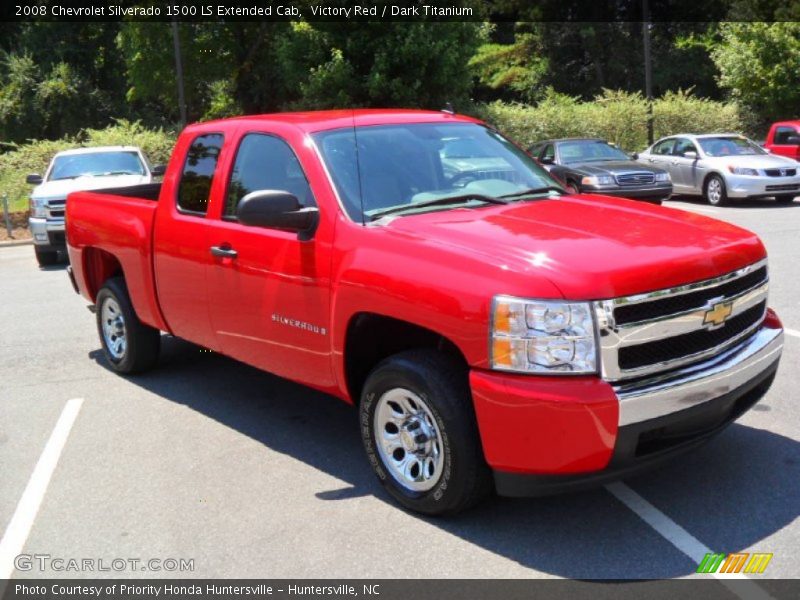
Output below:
[177,133,224,215]
[224,134,315,218]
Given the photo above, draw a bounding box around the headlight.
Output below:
[490,295,597,374]
[728,166,759,176]
[581,175,615,186]
[29,197,47,218]
[655,172,671,182]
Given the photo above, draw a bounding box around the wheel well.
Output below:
[344,313,467,403]
[702,171,723,191]
[83,247,123,301]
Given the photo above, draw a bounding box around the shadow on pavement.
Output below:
[88,336,799,579]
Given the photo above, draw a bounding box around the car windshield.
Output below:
[697,137,766,157]
[559,140,629,163]
[48,151,146,181]
[312,123,561,222]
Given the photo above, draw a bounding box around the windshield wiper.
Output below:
[368,193,510,221]
[500,186,565,199]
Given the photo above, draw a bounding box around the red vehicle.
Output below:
[764,120,800,159]
[66,110,784,515]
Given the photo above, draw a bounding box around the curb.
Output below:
[0,239,33,247]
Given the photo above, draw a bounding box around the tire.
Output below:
[95,277,160,374]
[776,195,796,204]
[34,247,58,267]
[704,174,728,206]
[566,180,580,194]
[359,349,492,516]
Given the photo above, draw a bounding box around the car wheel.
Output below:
[34,247,58,267]
[704,175,728,206]
[96,277,160,374]
[359,349,492,516]
[566,180,580,194]
[776,195,796,204]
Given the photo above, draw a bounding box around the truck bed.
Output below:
[66,185,168,331]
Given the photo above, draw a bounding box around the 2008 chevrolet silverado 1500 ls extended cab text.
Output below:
[66,110,784,515]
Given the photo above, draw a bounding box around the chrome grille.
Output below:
[615,172,655,186]
[45,199,66,219]
[594,260,769,381]
[764,168,796,177]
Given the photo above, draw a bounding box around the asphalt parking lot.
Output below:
[1,196,798,582]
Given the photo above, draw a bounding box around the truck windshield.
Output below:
[49,151,146,181]
[312,123,562,222]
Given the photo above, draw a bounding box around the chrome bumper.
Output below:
[29,216,65,246]
[614,326,783,426]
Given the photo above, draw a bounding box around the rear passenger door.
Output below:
[154,131,225,350]
[205,131,335,389]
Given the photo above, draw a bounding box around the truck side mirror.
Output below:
[151,164,166,177]
[26,173,43,185]
[237,190,319,241]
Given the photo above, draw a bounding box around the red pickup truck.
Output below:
[764,120,800,159]
[66,110,784,515]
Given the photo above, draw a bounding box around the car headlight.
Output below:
[29,197,47,218]
[581,175,615,186]
[728,166,759,176]
[490,296,597,374]
[655,172,671,182]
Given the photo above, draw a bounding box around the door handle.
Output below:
[210,245,238,259]
[671,160,679,165]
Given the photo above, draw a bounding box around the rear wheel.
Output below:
[96,277,160,374]
[704,175,728,206]
[359,349,492,516]
[34,247,58,267]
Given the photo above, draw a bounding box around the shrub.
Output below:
[0,120,176,212]
[478,89,744,153]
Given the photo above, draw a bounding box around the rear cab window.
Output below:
[177,133,224,215]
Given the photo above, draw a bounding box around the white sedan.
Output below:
[637,134,800,206]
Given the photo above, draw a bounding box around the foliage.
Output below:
[0,121,177,212]
[710,22,800,124]
[479,89,743,152]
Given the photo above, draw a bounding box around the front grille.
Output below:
[765,184,799,192]
[48,210,65,218]
[616,172,655,186]
[764,168,797,177]
[618,301,766,371]
[615,266,768,325]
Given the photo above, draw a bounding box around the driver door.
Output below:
[670,137,701,193]
[205,131,335,389]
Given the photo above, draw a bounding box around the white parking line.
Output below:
[0,398,84,579]
[606,482,773,599]
[784,328,800,338]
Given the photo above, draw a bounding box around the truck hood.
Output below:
[31,174,150,200]
[381,195,765,300]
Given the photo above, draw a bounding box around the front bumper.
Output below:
[725,174,800,199]
[29,216,65,248]
[470,314,783,496]
[582,183,672,202]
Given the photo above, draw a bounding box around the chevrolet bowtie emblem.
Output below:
[703,301,734,328]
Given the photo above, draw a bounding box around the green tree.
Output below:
[711,22,800,123]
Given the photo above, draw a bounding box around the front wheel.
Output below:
[96,277,160,374]
[776,195,796,204]
[359,349,492,516]
[34,247,58,267]
[704,175,728,206]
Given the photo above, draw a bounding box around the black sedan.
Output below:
[527,138,672,204]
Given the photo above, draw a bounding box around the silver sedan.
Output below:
[637,134,800,205]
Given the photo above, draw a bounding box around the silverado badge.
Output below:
[703,301,734,328]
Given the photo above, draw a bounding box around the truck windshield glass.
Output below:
[49,151,146,181]
[698,137,766,157]
[312,123,561,222]
[559,140,629,163]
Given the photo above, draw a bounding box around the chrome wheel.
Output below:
[707,178,723,204]
[101,297,127,360]
[373,388,444,492]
